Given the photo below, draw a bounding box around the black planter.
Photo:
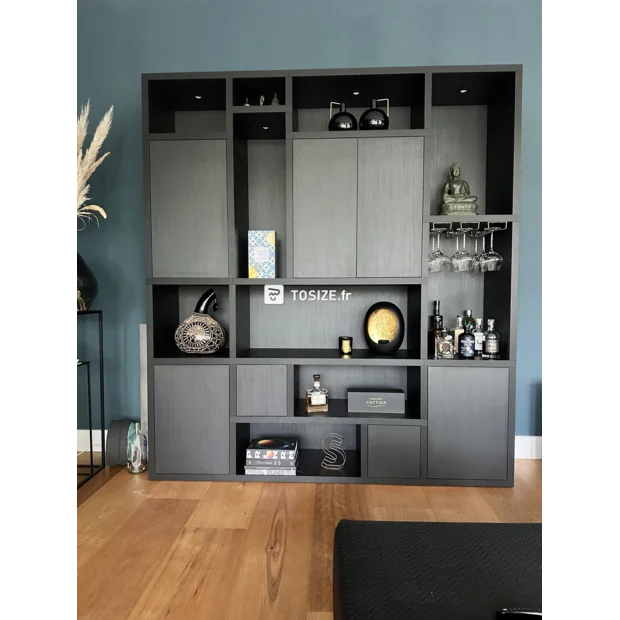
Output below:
[77,252,98,311]
[363,301,405,354]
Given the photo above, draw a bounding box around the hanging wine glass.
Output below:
[429,228,450,273]
[470,230,484,273]
[480,227,503,272]
[450,228,474,272]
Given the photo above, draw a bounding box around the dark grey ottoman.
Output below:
[334,520,541,620]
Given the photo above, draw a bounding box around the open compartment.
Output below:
[426,221,514,360]
[430,71,516,215]
[294,365,421,421]
[147,78,227,134]
[292,72,425,132]
[235,284,421,359]
[233,76,286,107]
[235,422,361,478]
[152,284,231,359]
[232,114,286,277]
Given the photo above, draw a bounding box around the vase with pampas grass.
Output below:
[77,101,113,311]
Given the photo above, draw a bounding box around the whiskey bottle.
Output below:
[451,316,464,352]
[306,374,329,413]
[483,319,500,359]
[473,318,484,357]
[428,301,443,358]
[436,329,454,359]
[459,323,476,359]
[463,309,476,333]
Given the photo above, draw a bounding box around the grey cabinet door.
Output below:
[428,367,509,480]
[150,140,228,277]
[154,365,229,475]
[357,137,424,277]
[368,425,421,479]
[237,365,288,417]
[293,139,358,277]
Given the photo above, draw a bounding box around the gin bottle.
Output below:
[483,319,500,359]
[306,374,329,413]
[473,318,484,357]
[451,316,464,352]
[428,301,443,358]
[463,309,476,333]
[459,324,475,359]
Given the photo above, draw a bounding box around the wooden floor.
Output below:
[77,460,541,620]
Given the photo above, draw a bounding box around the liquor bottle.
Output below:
[428,301,443,358]
[451,316,464,351]
[463,309,476,332]
[436,329,454,359]
[473,318,484,357]
[306,374,329,413]
[483,319,500,359]
[459,323,476,359]
[127,422,148,474]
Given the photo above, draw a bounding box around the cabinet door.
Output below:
[237,365,288,417]
[357,137,424,277]
[428,367,509,480]
[154,365,229,475]
[368,425,421,479]
[293,139,358,277]
[150,140,228,277]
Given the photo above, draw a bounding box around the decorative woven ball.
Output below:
[174,288,227,355]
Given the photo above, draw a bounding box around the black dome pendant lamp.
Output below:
[328,101,358,131]
[359,97,390,130]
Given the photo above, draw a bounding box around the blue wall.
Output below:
[78,0,541,435]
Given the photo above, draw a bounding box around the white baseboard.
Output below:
[77,429,107,452]
[515,435,542,459]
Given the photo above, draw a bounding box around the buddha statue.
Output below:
[441,163,479,215]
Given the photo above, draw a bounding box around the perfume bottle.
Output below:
[306,374,329,413]
[435,329,454,359]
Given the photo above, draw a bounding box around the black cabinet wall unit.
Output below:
[144,65,521,486]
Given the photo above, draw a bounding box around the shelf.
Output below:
[148,131,229,141]
[148,277,233,286]
[426,358,515,368]
[233,277,426,286]
[288,129,429,139]
[232,105,291,114]
[240,449,360,480]
[236,349,422,366]
[424,215,517,223]
[153,349,231,364]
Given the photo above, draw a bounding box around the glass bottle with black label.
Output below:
[428,300,443,358]
[459,323,476,359]
[473,318,484,357]
[483,318,500,359]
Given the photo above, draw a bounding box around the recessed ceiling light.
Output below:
[353,91,360,96]
[262,125,269,130]
[460,89,467,94]
[195,95,202,99]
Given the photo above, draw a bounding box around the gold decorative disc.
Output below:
[367,309,398,343]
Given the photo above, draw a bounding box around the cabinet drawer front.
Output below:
[368,425,421,479]
[237,365,288,417]
[428,367,509,480]
[154,365,229,475]
[150,140,228,277]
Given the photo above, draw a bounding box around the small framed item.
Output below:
[248,230,276,278]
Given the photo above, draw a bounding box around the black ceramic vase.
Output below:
[359,98,390,130]
[77,252,98,311]
[363,301,405,354]
[328,102,358,131]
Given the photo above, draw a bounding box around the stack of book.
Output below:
[245,438,298,476]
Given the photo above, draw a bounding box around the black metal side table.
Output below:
[77,310,106,488]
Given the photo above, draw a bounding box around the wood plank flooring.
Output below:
[77,460,541,620]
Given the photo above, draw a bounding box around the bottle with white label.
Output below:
[306,374,329,413]
[483,319,500,360]
[473,318,484,357]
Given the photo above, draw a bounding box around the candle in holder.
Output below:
[339,336,353,355]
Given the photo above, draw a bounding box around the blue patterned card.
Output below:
[248,230,276,278]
